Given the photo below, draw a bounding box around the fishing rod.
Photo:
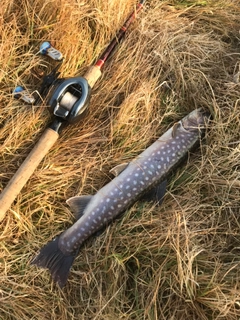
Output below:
[0,1,145,222]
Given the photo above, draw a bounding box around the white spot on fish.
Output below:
[133,180,137,185]
[108,212,113,215]
[161,157,164,161]
[167,157,170,162]
[145,177,149,181]
[86,222,89,226]
[172,153,176,156]
[135,173,139,177]
[133,188,137,191]
[158,165,161,169]
[81,227,85,231]
[106,198,110,202]
[127,178,130,182]
[140,181,144,185]
[118,204,122,208]
[111,206,114,210]
[148,170,153,175]
[71,237,76,243]
[127,193,131,197]
[126,185,130,189]
[98,216,102,221]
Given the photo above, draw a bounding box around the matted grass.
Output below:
[0,0,240,319]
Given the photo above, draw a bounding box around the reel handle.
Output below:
[0,128,59,222]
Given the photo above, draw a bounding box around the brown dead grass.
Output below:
[0,0,240,319]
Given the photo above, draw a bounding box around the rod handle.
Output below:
[0,128,59,222]
[84,65,102,88]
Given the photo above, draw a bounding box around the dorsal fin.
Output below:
[109,162,129,177]
[66,195,93,220]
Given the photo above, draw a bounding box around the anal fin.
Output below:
[66,195,93,220]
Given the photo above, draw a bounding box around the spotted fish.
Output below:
[31,108,209,287]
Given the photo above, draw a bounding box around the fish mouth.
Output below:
[182,108,210,132]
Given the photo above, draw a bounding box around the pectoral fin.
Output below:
[141,179,167,205]
[66,195,93,219]
[172,122,181,138]
[109,162,129,176]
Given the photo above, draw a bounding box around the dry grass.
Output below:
[0,0,240,319]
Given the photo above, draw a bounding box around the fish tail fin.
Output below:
[31,236,76,288]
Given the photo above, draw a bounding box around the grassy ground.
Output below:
[0,0,240,319]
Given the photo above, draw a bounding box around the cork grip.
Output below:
[0,128,59,222]
[83,65,102,88]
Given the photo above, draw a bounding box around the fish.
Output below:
[31,108,210,287]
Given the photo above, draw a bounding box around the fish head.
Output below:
[181,108,210,133]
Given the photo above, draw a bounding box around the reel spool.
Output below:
[47,77,91,124]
